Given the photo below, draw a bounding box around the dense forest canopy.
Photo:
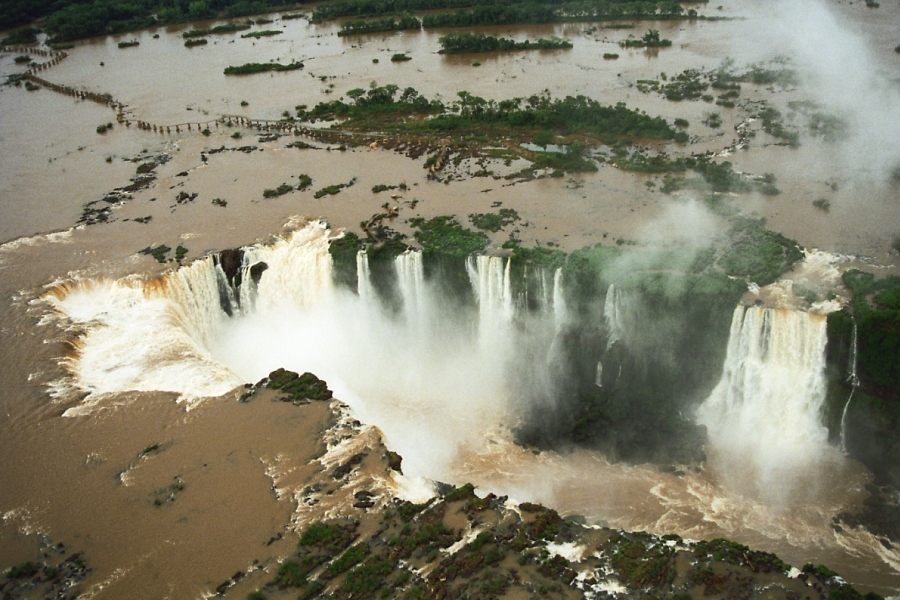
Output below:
[0,0,307,41]
[0,0,701,41]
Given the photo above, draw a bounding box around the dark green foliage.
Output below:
[841,270,900,391]
[397,499,433,521]
[621,29,671,47]
[117,39,138,48]
[343,558,395,592]
[314,178,356,198]
[469,208,519,232]
[5,561,39,579]
[241,29,282,38]
[603,52,618,59]
[510,245,566,269]
[443,483,477,502]
[224,61,304,75]
[1,26,40,45]
[693,538,790,573]
[144,244,171,263]
[328,544,368,576]
[409,216,489,257]
[266,368,333,402]
[813,198,830,211]
[275,560,306,587]
[297,174,313,191]
[438,32,572,53]
[263,183,294,198]
[299,581,325,599]
[759,106,800,146]
[246,591,266,600]
[175,244,187,263]
[300,522,344,547]
[391,52,412,61]
[339,13,420,35]
[718,216,802,285]
[533,141,597,172]
[329,231,361,290]
[13,54,31,63]
[183,23,252,38]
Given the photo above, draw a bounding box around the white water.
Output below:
[697,305,841,502]
[41,222,900,589]
[552,268,567,332]
[603,283,624,350]
[840,321,859,453]
[466,255,514,355]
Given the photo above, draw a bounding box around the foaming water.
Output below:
[697,306,841,504]
[41,221,900,591]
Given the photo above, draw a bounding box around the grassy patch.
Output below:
[409,216,489,257]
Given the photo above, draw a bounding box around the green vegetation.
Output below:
[297,174,313,191]
[338,14,420,36]
[469,208,519,232]
[841,270,900,390]
[621,29,671,47]
[241,29,282,38]
[13,54,31,63]
[409,216,489,257]
[96,122,113,134]
[759,106,800,146]
[262,183,294,198]
[391,52,412,61]
[212,198,227,207]
[267,368,333,402]
[282,12,305,20]
[183,22,252,38]
[718,216,803,285]
[314,178,356,199]
[328,544,368,576]
[603,52,619,59]
[117,39,138,48]
[1,26,40,44]
[438,32,572,53]
[224,61,304,75]
[184,38,207,47]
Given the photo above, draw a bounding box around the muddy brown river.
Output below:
[1,0,899,596]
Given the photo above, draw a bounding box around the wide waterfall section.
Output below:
[697,305,840,502]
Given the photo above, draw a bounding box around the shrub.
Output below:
[391,53,411,62]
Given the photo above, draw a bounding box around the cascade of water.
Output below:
[604,284,624,349]
[839,321,859,453]
[466,255,513,351]
[356,250,374,303]
[552,268,567,331]
[395,250,429,331]
[697,306,832,496]
[595,361,603,387]
[239,223,334,315]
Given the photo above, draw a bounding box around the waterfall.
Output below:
[697,305,832,496]
[604,284,624,349]
[395,250,429,331]
[552,268,567,331]
[356,250,374,302]
[839,321,859,453]
[466,255,513,351]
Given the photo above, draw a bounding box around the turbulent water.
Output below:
[39,221,900,592]
[697,306,839,503]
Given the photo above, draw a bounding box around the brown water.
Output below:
[1,0,899,596]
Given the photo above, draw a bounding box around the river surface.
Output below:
[1,0,899,596]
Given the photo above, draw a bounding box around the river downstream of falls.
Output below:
[41,221,900,591]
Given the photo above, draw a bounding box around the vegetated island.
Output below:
[241,29,283,38]
[224,61,304,75]
[621,28,672,47]
[0,0,707,43]
[312,0,703,26]
[438,32,573,53]
[182,22,252,38]
[337,14,421,36]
